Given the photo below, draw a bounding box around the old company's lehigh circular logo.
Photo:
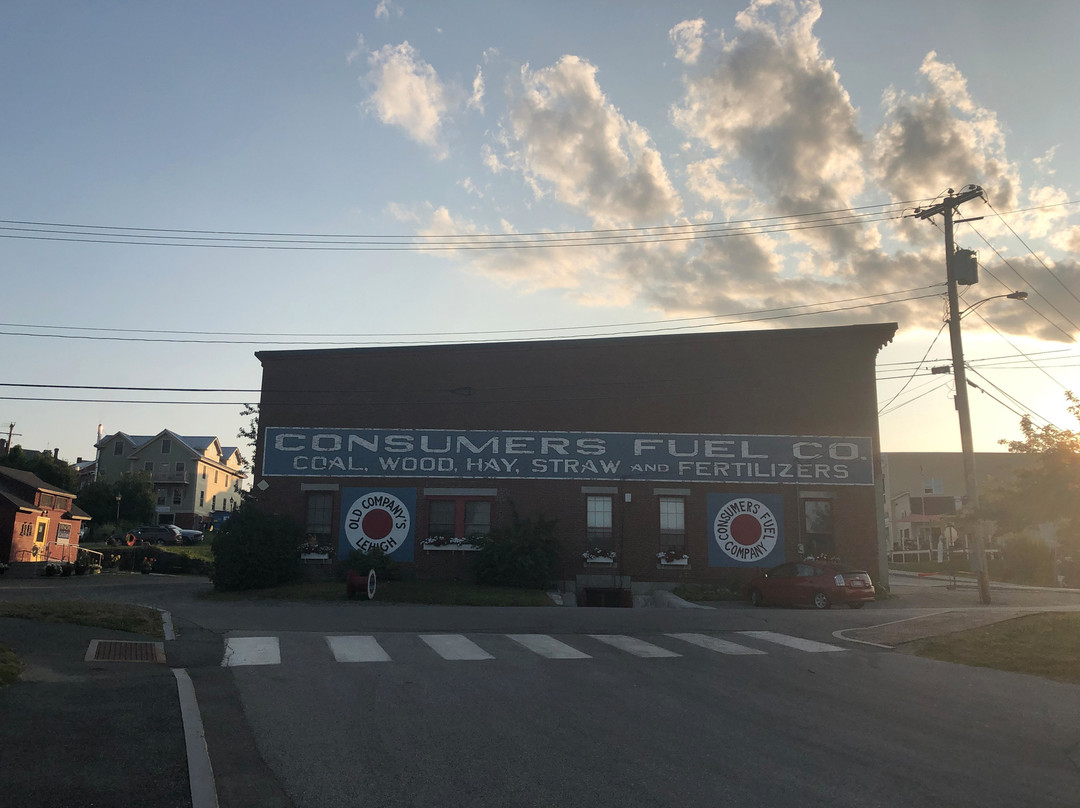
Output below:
[345,491,410,554]
[713,497,778,562]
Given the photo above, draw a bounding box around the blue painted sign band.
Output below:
[265,428,874,485]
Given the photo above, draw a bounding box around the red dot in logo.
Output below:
[362,508,394,540]
[730,513,762,546]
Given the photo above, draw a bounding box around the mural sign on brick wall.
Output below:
[264,428,873,486]
[706,493,786,567]
[338,487,415,562]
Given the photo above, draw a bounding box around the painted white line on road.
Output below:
[222,636,281,667]
[159,609,175,641]
[326,635,391,663]
[420,634,494,661]
[172,668,219,808]
[589,635,681,658]
[507,634,591,659]
[736,631,846,653]
[666,633,766,656]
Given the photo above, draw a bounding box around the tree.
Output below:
[211,504,303,591]
[237,403,259,474]
[75,473,156,528]
[0,445,78,492]
[983,391,1080,556]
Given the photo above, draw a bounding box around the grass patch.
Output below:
[0,601,164,640]
[0,643,21,687]
[908,612,1080,684]
[202,579,554,606]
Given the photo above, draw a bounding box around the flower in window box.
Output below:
[423,535,456,547]
[298,541,334,559]
[656,550,689,564]
[582,547,616,562]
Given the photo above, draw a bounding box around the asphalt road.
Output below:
[3,574,1080,808]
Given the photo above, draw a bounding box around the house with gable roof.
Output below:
[94,429,246,529]
[0,466,90,565]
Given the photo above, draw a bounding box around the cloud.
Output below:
[468,66,485,112]
[374,0,403,21]
[1033,146,1057,176]
[669,19,706,65]
[872,51,1020,214]
[504,55,682,227]
[375,1,1075,344]
[670,0,867,257]
[360,41,450,158]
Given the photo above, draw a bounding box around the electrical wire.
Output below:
[964,223,1080,338]
[0,284,945,341]
[966,367,1057,427]
[877,321,949,415]
[0,289,943,345]
[986,200,1080,307]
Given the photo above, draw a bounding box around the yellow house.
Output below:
[94,429,246,529]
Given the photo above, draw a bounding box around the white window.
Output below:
[586,496,613,547]
[161,438,172,454]
[659,497,685,553]
[306,492,334,542]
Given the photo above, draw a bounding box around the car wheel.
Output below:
[812,591,831,610]
[750,588,764,607]
[847,602,865,609]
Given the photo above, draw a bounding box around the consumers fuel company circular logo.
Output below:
[712,497,778,562]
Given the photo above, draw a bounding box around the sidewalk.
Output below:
[0,617,193,808]
[837,571,1080,648]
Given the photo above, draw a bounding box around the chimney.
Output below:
[54,448,60,460]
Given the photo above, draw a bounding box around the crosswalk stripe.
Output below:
[665,633,766,655]
[326,635,391,663]
[222,636,280,667]
[589,635,681,658]
[736,631,846,653]
[420,634,495,661]
[507,634,592,659]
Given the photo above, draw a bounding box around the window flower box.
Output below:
[583,548,616,564]
[298,541,334,561]
[422,535,484,552]
[656,551,689,566]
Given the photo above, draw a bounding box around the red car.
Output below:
[746,561,875,609]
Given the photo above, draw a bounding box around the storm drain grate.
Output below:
[85,640,166,664]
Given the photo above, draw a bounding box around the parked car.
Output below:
[172,526,204,545]
[126,524,183,546]
[746,561,875,609]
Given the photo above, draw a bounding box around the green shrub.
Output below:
[337,547,402,582]
[471,513,559,590]
[988,536,1056,587]
[211,506,303,591]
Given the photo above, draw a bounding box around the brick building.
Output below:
[252,324,896,600]
[0,467,89,565]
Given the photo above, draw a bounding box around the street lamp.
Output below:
[960,291,1028,319]
[115,494,122,522]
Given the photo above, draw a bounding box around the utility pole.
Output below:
[915,185,992,604]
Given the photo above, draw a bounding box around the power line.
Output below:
[0,199,926,245]
[0,284,944,341]
[0,289,944,345]
[877,321,948,415]
[986,199,1080,307]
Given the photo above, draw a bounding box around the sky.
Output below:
[2,0,1080,468]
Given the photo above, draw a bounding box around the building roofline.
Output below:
[256,322,899,363]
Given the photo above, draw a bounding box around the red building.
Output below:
[0,467,90,566]
[252,324,896,601]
